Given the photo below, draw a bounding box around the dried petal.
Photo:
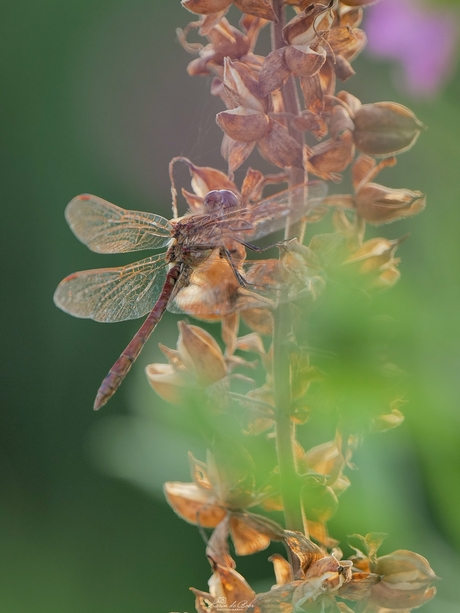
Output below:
[336,89,362,114]
[189,162,237,196]
[334,55,356,81]
[300,74,324,115]
[182,188,205,213]
[235,332,265,356]
[234,0,277,22]
[292,556,352,608]
[269,554,293,586]
[349,532,387,564]
[344,237,403,271]
[352,155,397,191]
[208,560,256,607]
[191,587,214,613]
[258,48,290,96]
[221,312,239,355]
[241,308,273,335]
[145,363,190,405]
[182,0,232,15]
[284,44,327,78]
[230,512,284,555]
[371,400,405,433]
[206,516,235,569]
[284,530,324,573]
[164,481,226,527]
[319,58,336,96]
[189,451,214,490]
[339,7,363,29]
[283,3,334,46]
[250,581,299,612]
[177,322,227,386]
[222,135,256,175]
[301,480,338,523]
[338,571,380,601]
[258,119,303,168]
[217,108,270,142]
[327,26,366,60]
[306,130,355,181]
[329,105,355,139]
[223,58,266,111]
[292,112,328,140]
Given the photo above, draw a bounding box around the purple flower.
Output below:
[366,0,458,97]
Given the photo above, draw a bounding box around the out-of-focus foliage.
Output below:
[2,1,460,612]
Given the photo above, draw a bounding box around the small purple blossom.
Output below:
[366,0,458,97]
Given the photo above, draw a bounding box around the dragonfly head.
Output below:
[203,190,241,215]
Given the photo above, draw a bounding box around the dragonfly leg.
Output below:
[236,238,298,253]
[219,246,270,293]
[218,246,256,290]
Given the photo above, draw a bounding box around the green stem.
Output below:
[271,0,305,551]
[273,308,303,533]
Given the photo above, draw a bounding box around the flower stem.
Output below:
[271,0,304,550]
[273,308,303,532]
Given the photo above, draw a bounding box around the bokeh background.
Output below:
[2,0,460,611]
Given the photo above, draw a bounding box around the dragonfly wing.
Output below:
[231,180,328,242]
[65,195,174,253]
[54,254,168,322]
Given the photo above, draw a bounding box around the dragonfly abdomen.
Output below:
[93,264,182,410]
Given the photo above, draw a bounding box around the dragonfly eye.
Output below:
[203,190,240,214]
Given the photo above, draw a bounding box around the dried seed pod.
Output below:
[353,102,425,156]
[371,550,438,610]
[355,183,426,224]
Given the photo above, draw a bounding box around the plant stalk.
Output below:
[271,0,305,549]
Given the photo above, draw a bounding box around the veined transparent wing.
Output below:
[220,180,327,242]
[65,195,174,253]
[53,254,169,322]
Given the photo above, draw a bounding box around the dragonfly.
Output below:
[54,182,326,410]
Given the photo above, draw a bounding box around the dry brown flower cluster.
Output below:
[159,1,436,611]
[54,1,437,611]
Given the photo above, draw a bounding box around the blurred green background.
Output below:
[2,1,460,611]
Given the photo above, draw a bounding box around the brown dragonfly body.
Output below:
[54,185,326,409]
